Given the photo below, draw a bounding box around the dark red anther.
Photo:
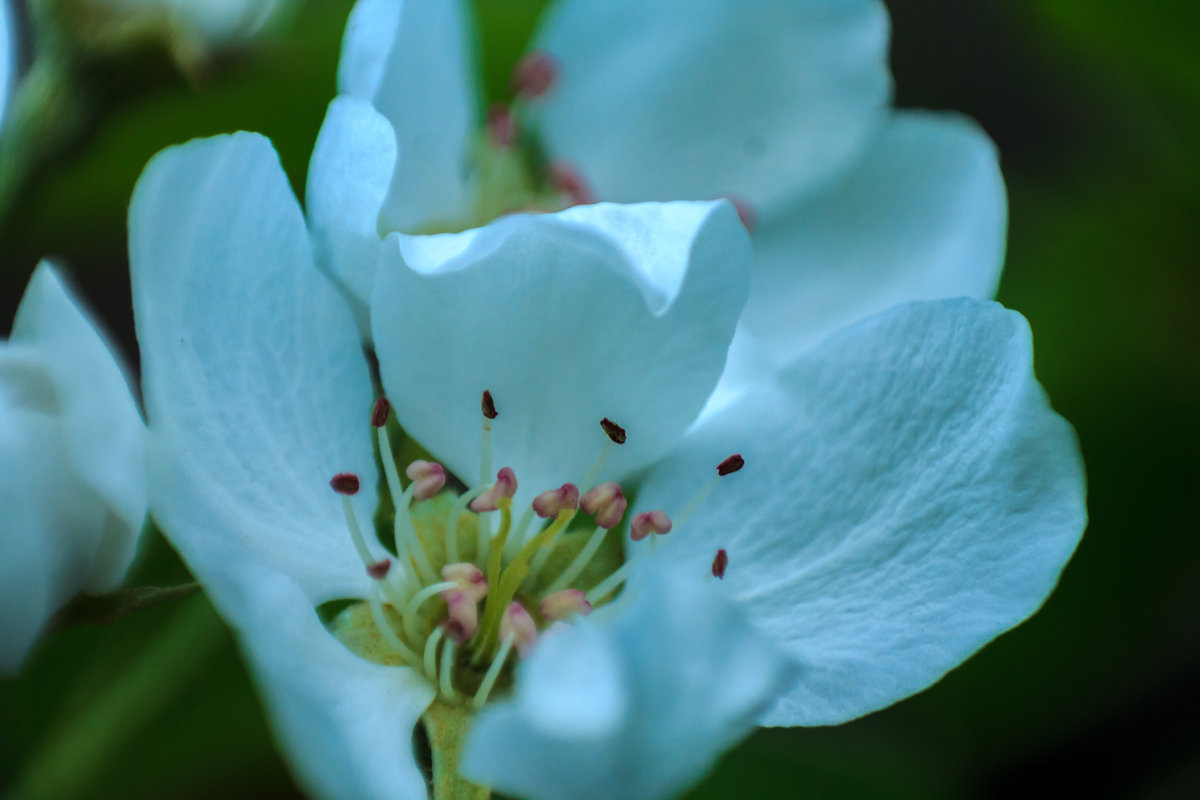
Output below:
[330,473,360,495]
[482,390,498,420]
[512,51,557,98]
[600,417,626,445]
[371,397,391,428]
[717,454,745,476]
[367,559,392,580]
[712,548,728,579]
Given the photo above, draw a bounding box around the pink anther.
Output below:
[443,592,479,644]
[405,460,446,501]
[539,589,592,622]
[512,51,557,98]
[501,601,539,658]
[470,467,518,512]
[630,509,672,542]
[580,482,627,529]
[441,563,488,603]
[532,483,580,518]
[548,161,595,206]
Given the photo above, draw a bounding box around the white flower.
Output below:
[310,0,1004,369]
[0,262,147,673]
[131,130,1083,800]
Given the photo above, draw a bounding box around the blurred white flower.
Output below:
[311,0,1006,370]
[130,132,1083,799]
[0,262,147,673]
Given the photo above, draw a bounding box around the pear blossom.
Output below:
[310,0,1005,375]
[0,262,147,673]
[131,128,1083,800]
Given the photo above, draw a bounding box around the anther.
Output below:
[600,417,626,444]
[512,50,556,98]
[441,563,488,603]
[717,454,745,476]
[443,592,479,644]
[470,467,518,512]
[532,483,580,518]
[405,460,446,501]
[580,482,627,530]
[486,104,516,148]
[630,510,672,542]
[500,602,539,658]
[481,390,498,420]
[712,548,729,579]
[330,473,360,495]
[540,589,592,622]
[548,161,594,206]
[371,397,391,428]
[366,559,392,580]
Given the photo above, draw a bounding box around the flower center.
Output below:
[324,391,742,708]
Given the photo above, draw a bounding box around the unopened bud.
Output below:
[470,467,518,512]
[539,589,592,621]
[712,548,729,579]
[405,460,446,501]
[630,510,672,542]
[441,563,488,603]
[580,481,626,529]
[717,454,745,476]
[532,483,580,518]
[330,473,360,495]
[501,602,539,658]
[443,592,479,644]
[512,51,556,98]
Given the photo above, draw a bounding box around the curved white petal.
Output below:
[355,0,478,233]
[743,112,1007,360]
[532,0,890,209]
[148,436,434,800]
[0,361,107,674]
[11,262,147,589]
[371,201,750,514]
[130,132,375,603]
[0,0,15,126]
[462,563,796,800]
[307,96,398,330]
[638,299,1086,726]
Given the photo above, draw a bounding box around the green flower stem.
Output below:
[6,595,224,800]
[423,701,490,800]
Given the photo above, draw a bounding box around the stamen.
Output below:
[443,592,479,644]
[540,589,592,622]
[512,50,556,98]
[480,391,497,557]
[505,505,538,561]
[500,602,539,659]
[405,460,446,501]
[423,625,445,681]
[548,161,594,206]
[712,548,729,579]
[630,510,672,542]
[444,486,486,564]
[470,467,518,513]
[366,559,392,580]
[330,473,360,495]
[402,581,459,642]
[600,417,626,444]
[367,588,421,667]
[472,633,514,709]
[673,454,744,530]
[543,525,607,595]
[484,499,514,612]
[438,638,459,700]
[580,482,627,530]
[532,483,580,519]
[581,418,625,489]
[441,563,488,603]
[486,104,517,148]
[371,397,391,428]
[376,424,436,583]
[585,561,633,605]
[337,492,375,569]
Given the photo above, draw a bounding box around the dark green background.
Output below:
[3,1,1198,797]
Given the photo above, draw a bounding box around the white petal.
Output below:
[532,0,890,209]
[639,299,1086,725]
[371,201,750,512]
[743,112,1007,360]
[130,133,375,603]
[148,436,434,800]
[307,96,398,329]
[462,563,796,800]
[363,0,478,232]
[0,0,15,125]
[11,262,147,589]
[337,0,404,99]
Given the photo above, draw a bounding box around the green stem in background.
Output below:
[6,595,225,800]
[423,701,490,800]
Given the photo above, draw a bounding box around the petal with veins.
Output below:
[372,200,750,514]
[130,132,375,604]
[639,298,1086,725]
[532,0,890,210]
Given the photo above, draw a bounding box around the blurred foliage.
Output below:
[3,0,1199,798]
